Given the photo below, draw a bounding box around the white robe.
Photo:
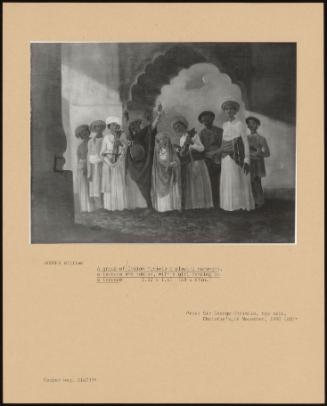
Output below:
[77,158,93,212]
[220,120,255,211]
[100,133,127,211]
[87,136,103,199]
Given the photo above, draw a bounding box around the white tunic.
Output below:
[87,136,103,199]
[220,119,255,211]
[77,158,93,212]
[100,132,127,211]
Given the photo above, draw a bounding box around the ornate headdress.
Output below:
[105,116,122,126]
[171,116,189,130]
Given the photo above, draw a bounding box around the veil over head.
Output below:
[171,116,189,130]
[152,132,181,198]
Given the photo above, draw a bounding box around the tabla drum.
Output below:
[130,143,145,161]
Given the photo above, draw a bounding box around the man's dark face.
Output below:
[247,119,259,133]
[130,120,142,135]
[223,106,237,120]
[173,122,187,134]
[201,114,214,127]
[93,124,105,134]
[109,122,121,136]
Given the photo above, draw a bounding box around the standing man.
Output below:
[246,116,270,208]
[198,111,223,208]
[125,104,163,212]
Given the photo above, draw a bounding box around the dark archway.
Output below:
[127,45,206,111]
[126,44,248,113]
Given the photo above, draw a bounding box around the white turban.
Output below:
[106,116,122,126]
[220,98,241,112]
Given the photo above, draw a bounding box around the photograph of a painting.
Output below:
[31,42,296,243]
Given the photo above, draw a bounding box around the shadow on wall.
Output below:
[61,43,124,192]
[156,63,295,191]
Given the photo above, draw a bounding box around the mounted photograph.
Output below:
[31,42,296,243]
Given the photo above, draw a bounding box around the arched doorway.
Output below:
[125,44,246,134]
[154,62,244,145]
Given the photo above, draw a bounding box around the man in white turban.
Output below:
[99,115,127,211]
[219,98,255,211]
[106,116,122,127]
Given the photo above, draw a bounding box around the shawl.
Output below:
[125,125,157,203]
[152,134,181,198]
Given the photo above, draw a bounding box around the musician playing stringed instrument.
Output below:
[100,116,127,211]
[172,116,213,210]
[219,100,255,211]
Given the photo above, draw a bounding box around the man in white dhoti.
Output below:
[219,100,255,211]
[100,116,127,211]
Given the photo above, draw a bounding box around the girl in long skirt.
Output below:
[151,132,181,212]
[100,116,127,211]
[75,124,93,212]
[219,100,255,211]
[172,116,213,210]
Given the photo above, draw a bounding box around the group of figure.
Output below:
[75,99,270,214]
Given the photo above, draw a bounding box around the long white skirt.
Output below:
[77,169,93,212]
[88,162,102,198]
[125,172,147,209]
[101,160,127,211]
[152,181,181,212]
[220,155,255,211]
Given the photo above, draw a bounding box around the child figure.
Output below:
[100,116,127,211]
[151,132,181,212]
[246,116,270,208]
[75,124,93,212]
[172,116,213,210]
[219,100,255,211]
[87,120,106,209]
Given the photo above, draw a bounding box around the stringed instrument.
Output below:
[180,128,196,157]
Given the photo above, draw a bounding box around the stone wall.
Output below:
[31,43,74,242]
